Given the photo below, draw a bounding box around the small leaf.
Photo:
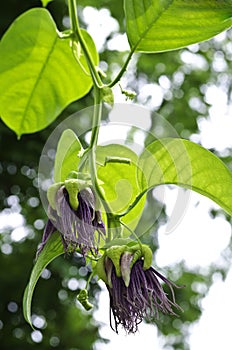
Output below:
[0,8,98,136]
[96,144,146,234]
[23,232,64,327]
[125,0,232,52]
[54,129,83,183]
[138,138,232,216]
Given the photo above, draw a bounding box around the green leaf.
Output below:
[54,129,83,183]
[23,232,64,327]
[0,8,98,136]
[96,144,146,234]
[125,0,232,52]
[138,138,232,216]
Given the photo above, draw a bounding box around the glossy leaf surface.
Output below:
[96,144,146,233]
[125,0,232,52]
[139,138,232,216]
[0,8,98,136]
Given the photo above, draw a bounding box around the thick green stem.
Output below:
[67,0,120,242]
[89,88,113,239]
[68,0,103,88]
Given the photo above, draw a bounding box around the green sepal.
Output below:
[64,179,80,210]
[47,182,63,210]
[106,245,127,277]
[64,178,93,210]
[95,254,108,284]
[129,244,153,270]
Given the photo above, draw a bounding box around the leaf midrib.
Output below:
[130,0,173,51]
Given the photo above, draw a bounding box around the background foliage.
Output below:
[1,1,232,349]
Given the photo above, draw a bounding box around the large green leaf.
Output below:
[54,129,83,182]
[138,138,232,216]
[23,232,64,327]
[0,8,98,136]
[96,144,146,234]
[125,0,232,52]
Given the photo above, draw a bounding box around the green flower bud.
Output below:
[77,289,93,311]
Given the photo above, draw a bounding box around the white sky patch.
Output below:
[85,124,130,146]
[156,188,231,269]
[109,103,151,130]
[196,108,232,154]
[137,83,164,109]
[180,50,209,70]
[190,268,232,350]
[11,226,29,242]
[0,211,24,231]
[190,82,232,153]
[107,33,130,51]
[82,7,119,52]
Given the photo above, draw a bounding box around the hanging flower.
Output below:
[96,244,183,333]
[37,183,106,258]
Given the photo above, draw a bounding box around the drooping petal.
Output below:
[107,259,182,333]
[37,186,105,257]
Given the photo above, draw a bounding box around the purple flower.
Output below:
[105,257,182,333]
[37,186,105,258]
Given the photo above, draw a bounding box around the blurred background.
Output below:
[1,1,232,349]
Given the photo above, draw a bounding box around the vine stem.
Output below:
[107,48,135,88]
[120,220,142,247]
[88,87,111,213]
[116,190,147,218]
[68,0,103,88]
[68,0,113,239]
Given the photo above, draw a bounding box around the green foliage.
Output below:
[125,0,232,52]
[1,0,232,349]
[139,138,232,216]
[0,8,98,136]
[96,144,146,232]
